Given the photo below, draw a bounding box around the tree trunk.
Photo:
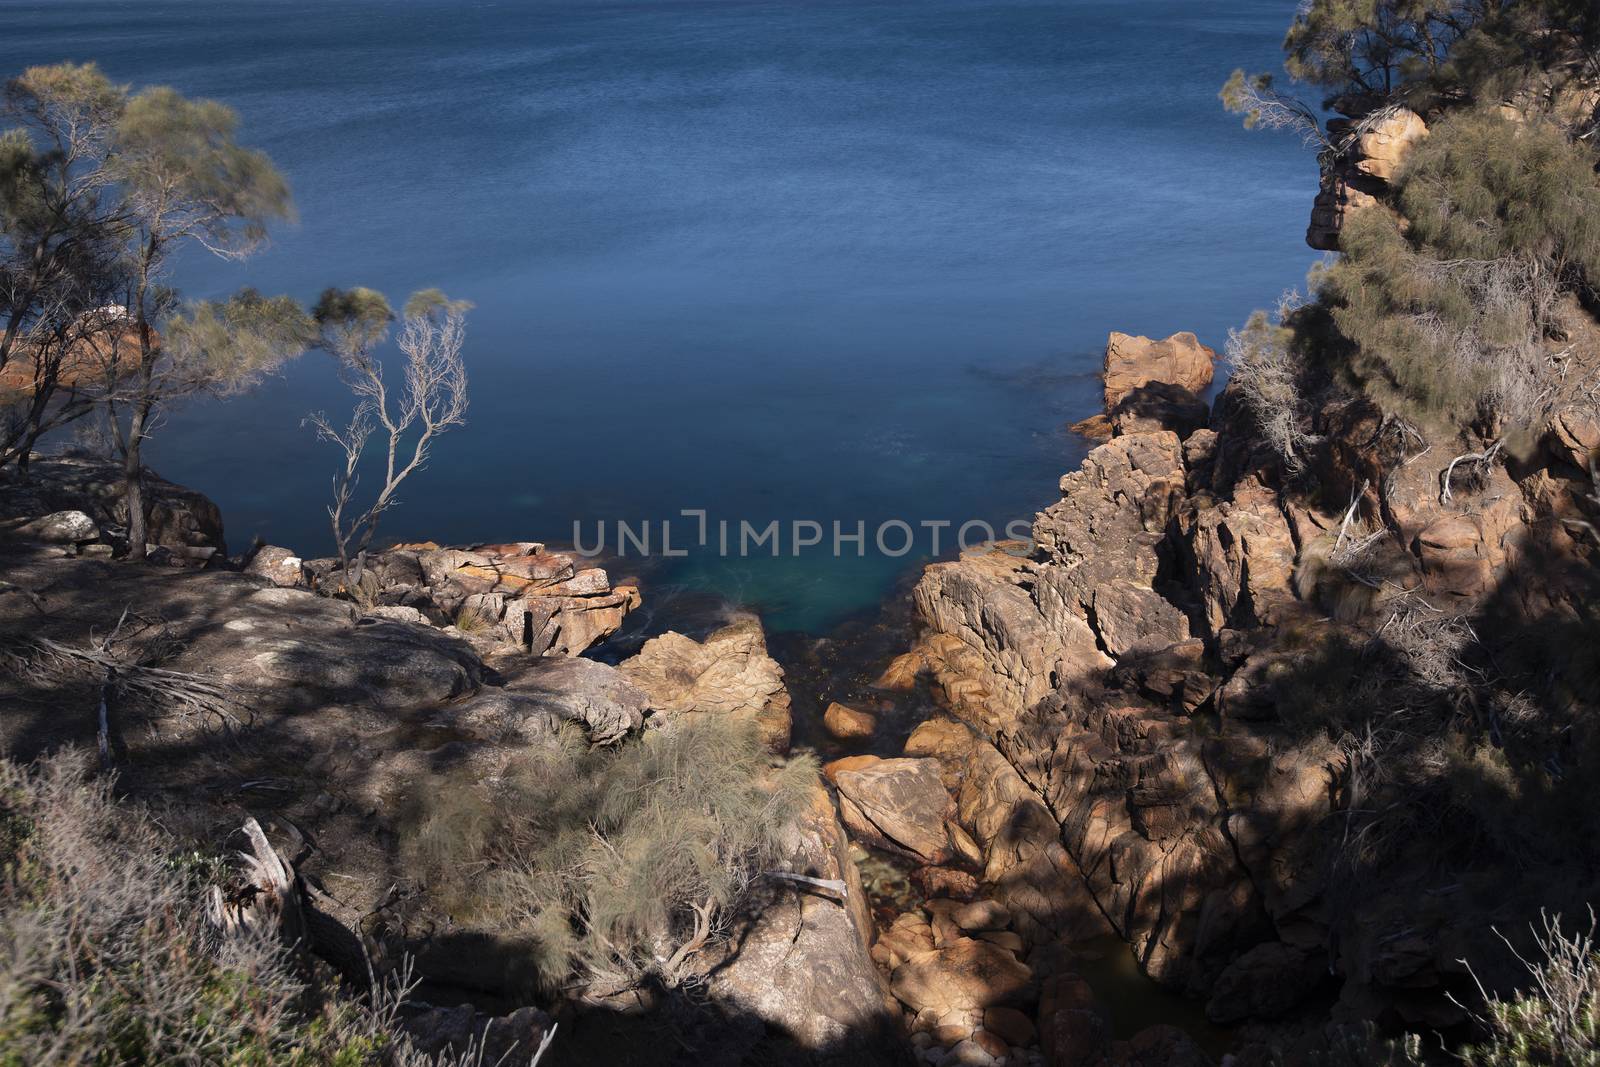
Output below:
[124,403,149,560]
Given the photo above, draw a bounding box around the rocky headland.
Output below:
[0,458,897,1065]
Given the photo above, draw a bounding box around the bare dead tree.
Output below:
[1226,291,1324,474]
[305,288,470,592]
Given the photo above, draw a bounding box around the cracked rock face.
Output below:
[831,756,954,864]
[1308,108,1428,251]
[913,429,1196,733]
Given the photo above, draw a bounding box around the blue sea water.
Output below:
[0,0,1317,633]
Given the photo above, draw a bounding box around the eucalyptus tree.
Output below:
[104,82,305,557]
[0,62,309,556]
[0,64,125,469]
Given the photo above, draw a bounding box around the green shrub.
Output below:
[405,714,817,992]
[1316,110,1600,433]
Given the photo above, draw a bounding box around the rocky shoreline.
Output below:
[0,458,893,1064]
[1,300,1596,1066]
[843,304,1600,1065]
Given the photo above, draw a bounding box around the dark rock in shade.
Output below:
[1038,972,1110,1067]
[1110,380,1211,439]
[1124,1024,1214,1066]
[401,1003,553,1066]
[0,455,225,552]
[1205,941,1325,1024]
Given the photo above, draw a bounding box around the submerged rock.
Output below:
[824,700,878,740]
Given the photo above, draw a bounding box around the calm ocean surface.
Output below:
[1,0,1316,632]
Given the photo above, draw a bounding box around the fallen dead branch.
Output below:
[1440,440,1504,504]
[0,632,248,733]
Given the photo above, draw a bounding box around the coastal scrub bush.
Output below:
[404,714,817,993]
[1315,109,1600,435]
[0,752,509,1066]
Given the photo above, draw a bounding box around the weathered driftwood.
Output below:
[207,816,369,989]
[207,817,309,949]
[767,870,849,899]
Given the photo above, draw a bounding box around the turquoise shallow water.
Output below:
[0,0,1316,633]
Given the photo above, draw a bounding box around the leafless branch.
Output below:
[312,297,469,589]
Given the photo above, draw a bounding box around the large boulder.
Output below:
[180,585,481,707]
[823,701,877,740]
[452,655,647,745]
[915,548,1105,732]
[889,938,1034,1017]
[1102,332,1216,411]
[708,786,900,1062]
[1352,107,1428,182]
[620,614,792,752]
[14,509,99,544]
[244,545,306,588]
[832,756,953,864]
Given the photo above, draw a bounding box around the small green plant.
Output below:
[452,602,491,634]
